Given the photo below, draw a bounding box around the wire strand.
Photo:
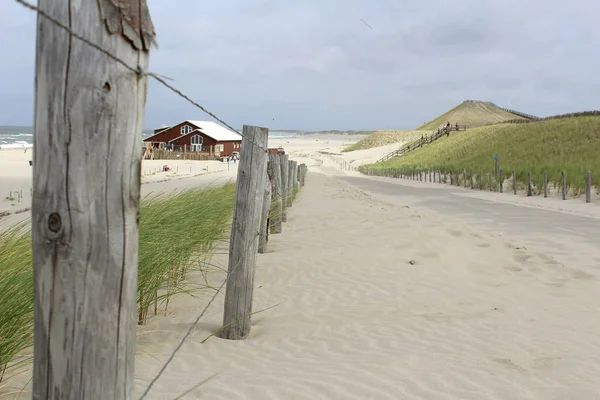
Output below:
[138,232,260,399]
[15,0,268,153]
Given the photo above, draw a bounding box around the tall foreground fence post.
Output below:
[269,154,283,234]
[32,1,154,398]
[222,125,269,340]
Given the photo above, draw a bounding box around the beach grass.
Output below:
[137,184,236,324]
[0,223,33,384]
[342,130,424,152]
[0,184,236,384]
[361,116,600,193]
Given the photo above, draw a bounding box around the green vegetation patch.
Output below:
[0,184,236,382]
[362,116,600,192]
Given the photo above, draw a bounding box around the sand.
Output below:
[2,136,600,399]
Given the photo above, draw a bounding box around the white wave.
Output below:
[0,142,33,149]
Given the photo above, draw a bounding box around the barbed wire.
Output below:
[15,0,268,154]
[138,232,260,400]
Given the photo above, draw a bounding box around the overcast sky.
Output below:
[1,0,599,130]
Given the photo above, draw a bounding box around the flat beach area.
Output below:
[1,135,599,399]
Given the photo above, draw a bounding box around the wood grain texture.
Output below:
[269,154,283,234]
[221,125,268,340]
[32,1,152,398]
[98,0,157,50]
[280,155,289,221]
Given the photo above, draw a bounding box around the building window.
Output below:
[180,125,192,135]
[190,134,203,152]
[216,144,224,152]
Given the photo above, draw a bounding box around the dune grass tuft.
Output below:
[362,116,600,193]
[0,183,236,383]
[137,184,236,324]
[0,223,33,384]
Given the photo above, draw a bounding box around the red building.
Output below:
[144,120,242,156]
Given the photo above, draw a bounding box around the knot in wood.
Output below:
[48,213,62,233]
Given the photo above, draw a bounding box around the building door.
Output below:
[190,134,203,152]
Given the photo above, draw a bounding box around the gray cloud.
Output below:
[1,0,599,130]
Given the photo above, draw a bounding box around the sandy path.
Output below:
[133,172,600,399]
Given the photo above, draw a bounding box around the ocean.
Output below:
[0,126,301,150]
[0,126,33,149]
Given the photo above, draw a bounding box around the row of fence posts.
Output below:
[27,1,316,396]
[221,125,308,340]
[361,167,595,203]
[326,154,356,171]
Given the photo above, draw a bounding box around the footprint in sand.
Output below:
[475,242,491,248]
[513,253,534,264]
[571,269,595,280]
[446,229,463,237]
[492,358,527,372]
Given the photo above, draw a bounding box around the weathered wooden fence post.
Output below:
[586,171,592,203]
[269,154,283,234]
[479,170,483,190]
[513,172,517,195]
[259,156,274,253]
[280,155,289,221]
[32,1,155,398]
[489,170,493,191]
[561,171,566,200]
[499,170,504,193]
[470,168,474,189]
[463,168,467,188]
[543,170,548,198]
[258,173,272,254]
[222,125,269,340]
[527,171,533,196]
[287,160,294,207]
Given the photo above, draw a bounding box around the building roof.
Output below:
[167,129,203,143]
[186,120,242,141]
[143,120,242,143]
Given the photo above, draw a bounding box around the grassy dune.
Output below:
[0,184,236,383]
[343,130,425,152]
[418,101,531,131]
[363,116,600,193]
